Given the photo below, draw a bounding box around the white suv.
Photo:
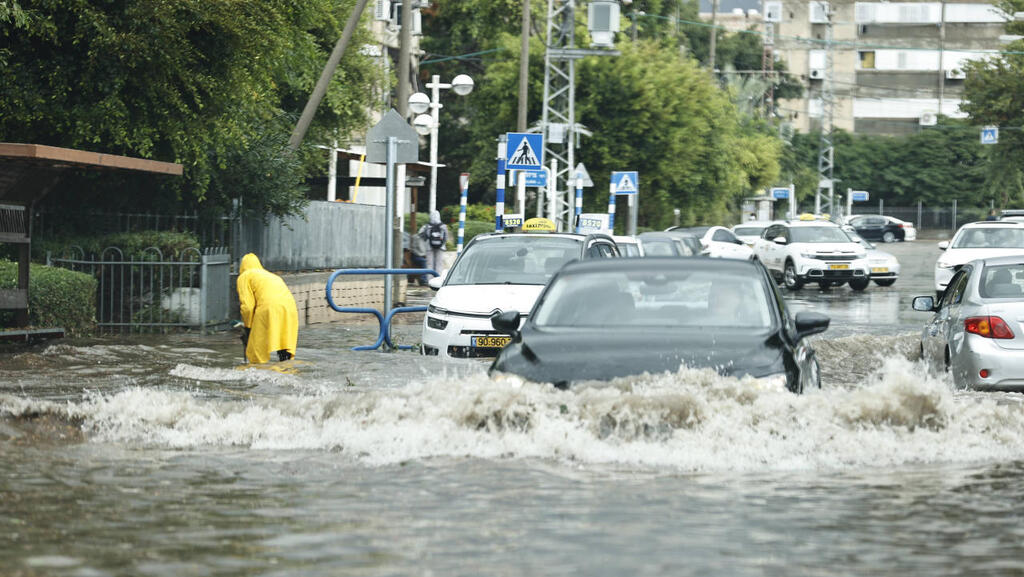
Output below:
[754,220,871,290]
[934,221,1024,294]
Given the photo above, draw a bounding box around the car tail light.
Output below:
[964,316,1015,339]
[980,369,990,378]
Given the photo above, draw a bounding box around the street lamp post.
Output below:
[408,74,474,215]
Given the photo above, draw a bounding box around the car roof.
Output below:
[733,221,774,227]
[612,235,638,244]
[637,232,676,240]
[970,255,1024,267]
[662,229,700,238]
[557,255,761,276]
[779,220,841,228]
[667,225,711,235]
[959,221,1024,229]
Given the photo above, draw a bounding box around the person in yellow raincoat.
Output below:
[237,253,298,363]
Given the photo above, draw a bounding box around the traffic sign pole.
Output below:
[457,173,469,254]
[607,180,616,232]
[789,184,796,220]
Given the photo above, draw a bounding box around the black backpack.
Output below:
[428,223,444,248]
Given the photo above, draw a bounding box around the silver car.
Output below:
[912,255,1024,390]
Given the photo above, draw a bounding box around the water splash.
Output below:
[4,356,1023,472]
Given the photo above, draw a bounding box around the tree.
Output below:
[961,0,1024,206]
[0,0,384,220]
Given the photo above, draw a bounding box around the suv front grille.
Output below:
[809,254,856,261]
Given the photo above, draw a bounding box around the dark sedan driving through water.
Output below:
[488,258,830,393]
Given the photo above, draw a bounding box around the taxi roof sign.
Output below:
[523,217,556,232]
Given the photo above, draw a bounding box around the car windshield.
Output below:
[533,269,774,329]
[980,264,1024,298]
[733,226,767,237]
[446,236,581,286]
[640,240,677,256]
[952,227,1024,249]
[789,226,851,243]
[617,243,641,257]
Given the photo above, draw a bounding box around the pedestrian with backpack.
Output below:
[418,210,448,280]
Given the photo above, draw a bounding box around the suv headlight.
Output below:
[799,252,816,259]
[426,316,448,330]
[427,304,448,314]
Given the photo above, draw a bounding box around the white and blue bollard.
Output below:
[608,180,616,233]
[458,173,469,254]
[574,174,583,234]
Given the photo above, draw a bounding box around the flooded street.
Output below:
[4,238,1024,576]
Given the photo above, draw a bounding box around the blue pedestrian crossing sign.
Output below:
[611,171,638,195]
[505,133,544,170]
[981,126,998,145]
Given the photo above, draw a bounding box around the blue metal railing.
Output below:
[325,268,438,351]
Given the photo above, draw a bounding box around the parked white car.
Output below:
[667,226,752,259]
[847,232,900,287]
[422,226,619,359]
[934,221,1024,294]
[753,220,871,290]
[612,235,642,257]
[731,221,776,247]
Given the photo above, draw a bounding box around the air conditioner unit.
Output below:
[919,112,938,126]
[809,68,825,80]
[810,1,830,23]
[374,0,390,21]
[945,68,966,80]
[389,3,423,35]
[764,1,783,22]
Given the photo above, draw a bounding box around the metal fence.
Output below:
[34,208,236,248]
[850,202,993,232]
[49,246,232,333]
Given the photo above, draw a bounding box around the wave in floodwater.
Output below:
[3,348,1024,472]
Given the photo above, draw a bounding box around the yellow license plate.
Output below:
[472,336,511,348]
[871,267,889,273]
[828,264,850,270]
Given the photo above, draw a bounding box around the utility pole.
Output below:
[938,0,947,116]
[398,0,413,117]
[541,0,577,230]
[518,0,531,132]
[288,0,371,150]
[708,0,718,72]
[816,2,835,215]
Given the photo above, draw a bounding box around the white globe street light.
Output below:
[412,114,433,136]
[451,74,475,96]
[408,92,430,115]
[410,73,474,214]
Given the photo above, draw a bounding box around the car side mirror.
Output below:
[773,236,788,245]
[912,296,936,311]
[733,238,745,245]
[491,310,521,336]
[937,241,949,251]
[794,312,830,340]
[428,276,444,291]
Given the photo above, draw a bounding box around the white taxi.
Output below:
[422,218,619,358]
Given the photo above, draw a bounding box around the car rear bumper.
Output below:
[954,335,1024,390]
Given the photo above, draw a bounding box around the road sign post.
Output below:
[846,188,869,217]
[981,126,999,145]
[610,171,638,235]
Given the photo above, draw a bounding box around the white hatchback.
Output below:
[667,225,753,259]
[934,221,1024,294]
[422,231,619,359]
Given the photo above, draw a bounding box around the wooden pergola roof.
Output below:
[0,143,183,205]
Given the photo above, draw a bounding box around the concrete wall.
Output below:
[242,201,386,272]
[285,272,408,328]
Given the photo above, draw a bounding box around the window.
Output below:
[860,51,876,69]
[980,264,1024,299]
[712,229,735,242]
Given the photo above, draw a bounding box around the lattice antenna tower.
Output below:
[540,0,577,230]
[816,1,836,215]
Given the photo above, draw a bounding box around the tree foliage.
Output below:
[0,0,384,219]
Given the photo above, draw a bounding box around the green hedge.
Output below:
[0,262,97,335]
[34,230,200,261]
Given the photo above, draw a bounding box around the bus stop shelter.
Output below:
[0,143,182,328]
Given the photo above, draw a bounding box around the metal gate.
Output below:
[49,246,231,333]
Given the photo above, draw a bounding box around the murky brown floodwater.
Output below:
[3,238,1024,576]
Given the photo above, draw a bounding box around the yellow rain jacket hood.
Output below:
[237,253,298,364]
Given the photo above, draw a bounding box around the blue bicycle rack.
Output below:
[325,268,438,351]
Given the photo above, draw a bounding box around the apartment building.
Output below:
[769,0,1007,134]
